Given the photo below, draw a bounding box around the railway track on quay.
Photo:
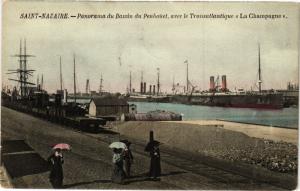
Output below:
[1,106,286,189]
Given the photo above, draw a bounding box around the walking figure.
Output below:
[111,148,125,184]
[122,140,134,178]
[48,148,64,188]
[145,140,161,181]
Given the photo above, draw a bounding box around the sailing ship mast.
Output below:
[20,40,22,90]
[258,43,262,93]
[157,67,160,95]
[60,56,63,92]
[73,54,77,104]
[24,39,28,94]
[37,75,39,90]
[172,75,175,94]
[41,74,44,90]
[186,61,189,93]
[7,39,35,98]
[129,71,132,93]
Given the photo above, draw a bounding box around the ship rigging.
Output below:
[7,39,35,98]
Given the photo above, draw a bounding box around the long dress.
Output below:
[48,153,64,188]
[112,153,125,184]
[149,147,161,178]
[123,148,134,178]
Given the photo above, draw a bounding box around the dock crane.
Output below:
[187,80,197,102]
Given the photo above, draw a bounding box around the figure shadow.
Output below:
[84,128,119,135]
[123,178,151,185]
[97,129,119,135]
[123,171,187,184]
[62,179,111,188]
[128,172,148,179]
[160,171,187,177]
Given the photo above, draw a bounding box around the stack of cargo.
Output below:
[125,110,182,121]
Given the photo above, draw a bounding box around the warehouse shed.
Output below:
[89,96,129,117]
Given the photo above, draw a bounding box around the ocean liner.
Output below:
[128,44,283,109]
[172,44,283,109]
[171,91,283,109]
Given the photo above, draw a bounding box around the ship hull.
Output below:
[127,93,284,109]
[127,96,171,103]
[225,103,282,109]
[173,93,284,109]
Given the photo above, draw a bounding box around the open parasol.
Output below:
[52,143,71,150]
[109,142,127,149]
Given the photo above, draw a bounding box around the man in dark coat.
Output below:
[145,140,161,180]
[48,148,64,188]
[122,141,134,178]
[124,142,133,178]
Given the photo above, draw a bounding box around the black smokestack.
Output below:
[140,82,143,94]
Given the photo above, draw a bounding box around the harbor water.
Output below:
[67,99,298,128]
[130,102,299,129]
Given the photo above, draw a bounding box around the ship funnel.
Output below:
[153,85,156,95]
[209,76,215,91]
[221,75,227,92]
[143,82,146,94]
[149,85,152,94]
[140,82,143,94]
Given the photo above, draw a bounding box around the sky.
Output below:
[2,1,299,94]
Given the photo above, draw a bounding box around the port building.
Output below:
[89,96,129,117]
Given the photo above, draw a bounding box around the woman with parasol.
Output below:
[48,143,70,188]
[109,142,126,184]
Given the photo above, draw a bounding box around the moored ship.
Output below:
[127,44,284,109]
[171,91,283,109]
[127,94,171,103]
[172,44,284,109]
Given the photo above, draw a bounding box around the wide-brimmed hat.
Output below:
[120,139,132,146]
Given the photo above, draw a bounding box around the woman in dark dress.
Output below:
[149,144,161,180]
[145,141,161,180]
[48,148,64,188]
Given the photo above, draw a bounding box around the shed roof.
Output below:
[90,96,128,106]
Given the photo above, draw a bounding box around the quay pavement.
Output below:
[1,106,283,189]
[0,166,12,188]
